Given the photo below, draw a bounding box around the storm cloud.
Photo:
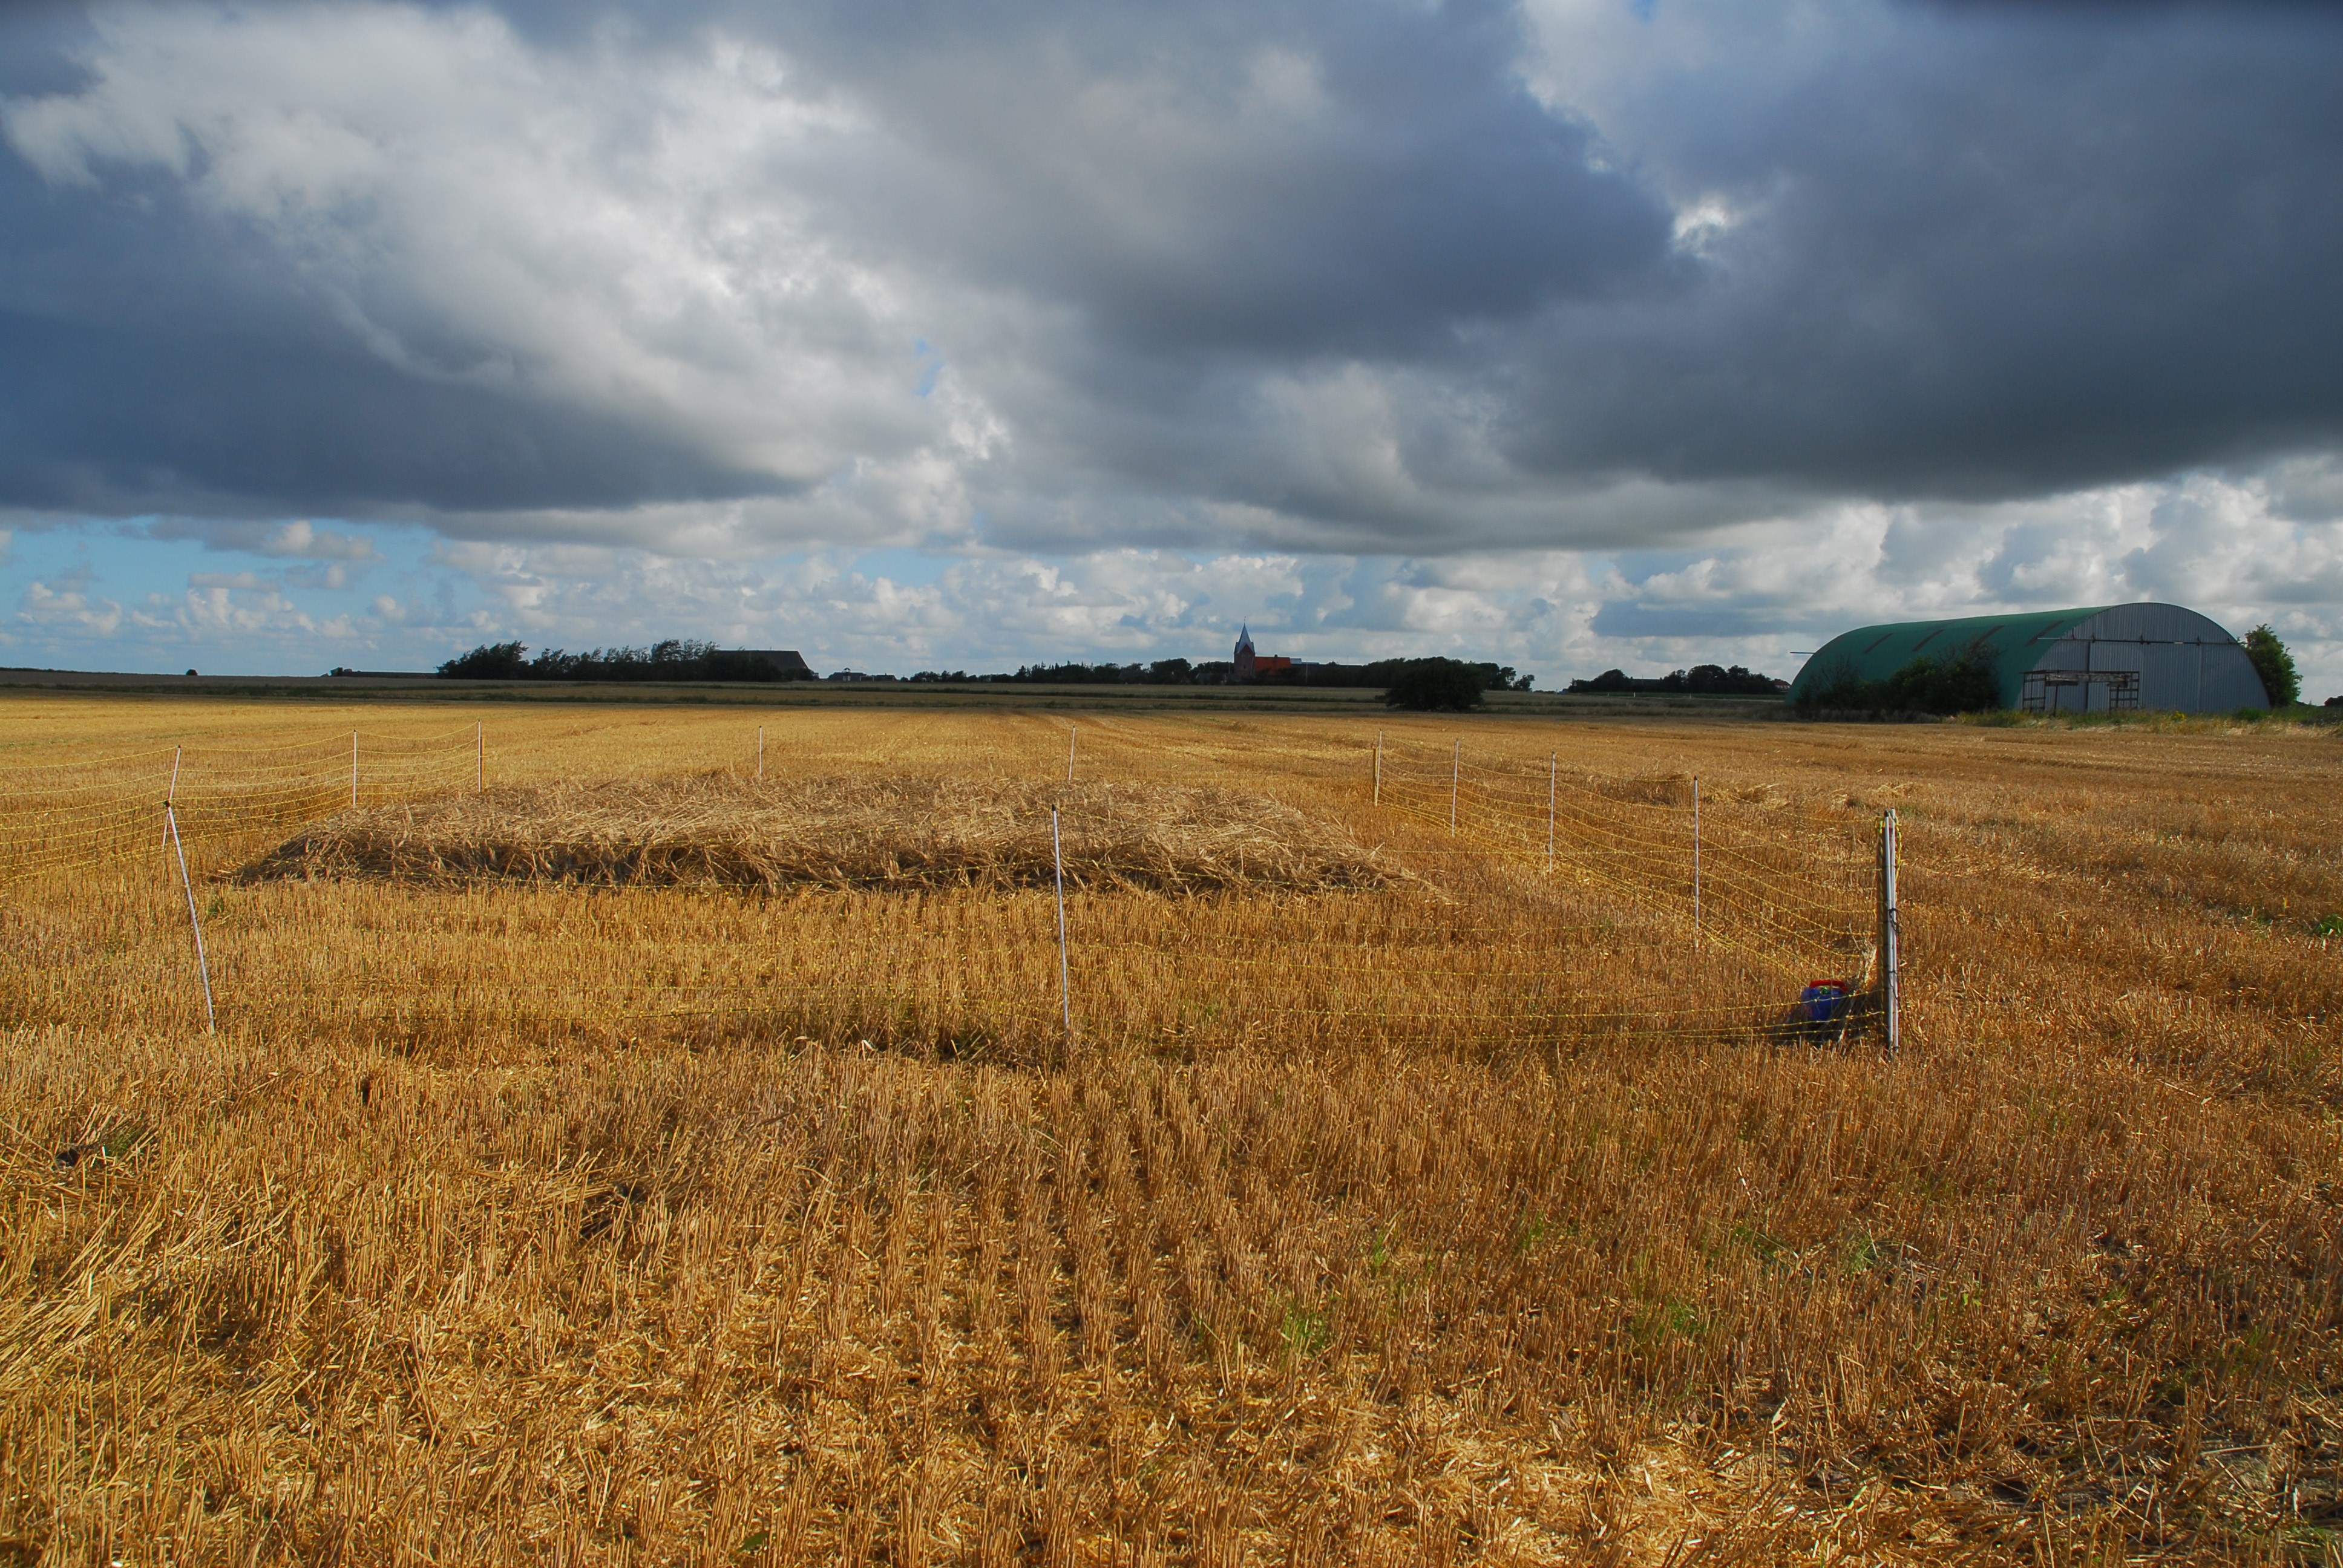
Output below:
[0,0,2339,679]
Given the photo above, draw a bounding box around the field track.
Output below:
[2,697,2338,1563]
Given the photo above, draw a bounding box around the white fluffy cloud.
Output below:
[6,467,2338,694]
[306,471,2343,691]
[134,583,356,642]
[18,570,122,638]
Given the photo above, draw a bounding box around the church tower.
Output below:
[1233,624,1256,681]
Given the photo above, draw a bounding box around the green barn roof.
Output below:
[1785,607,2112,708]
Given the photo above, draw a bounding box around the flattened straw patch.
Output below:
[240,774,1398,894]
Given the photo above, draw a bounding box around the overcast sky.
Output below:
[2,0,2338,688]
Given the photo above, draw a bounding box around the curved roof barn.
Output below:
[1786,603,2269,714]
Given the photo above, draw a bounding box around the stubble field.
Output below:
[1,696,2338,1565]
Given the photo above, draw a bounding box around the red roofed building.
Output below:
[1233,626,1295,681]
[1233,626,1296,681]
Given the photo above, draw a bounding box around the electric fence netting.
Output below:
[0,717,1897,1056]
[1357,737,1891,1046]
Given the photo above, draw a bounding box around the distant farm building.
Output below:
[739,649,814,679]
[1786,604,2269,714]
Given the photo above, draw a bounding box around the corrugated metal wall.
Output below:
[2025,604,2268,713]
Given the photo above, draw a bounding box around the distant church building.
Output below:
[1232,626,1291,681]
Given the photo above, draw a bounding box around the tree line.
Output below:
[915,658,1529,691]
[1568,664,1783,696]
[436,642,1533,707]
[437,640,811,682]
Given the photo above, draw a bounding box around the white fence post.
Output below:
[1880,809,1901,1052]
[160,745,182,848]
[1052,807,1073,1045]
[165,802,215,1035]
[1067,725,1077,785]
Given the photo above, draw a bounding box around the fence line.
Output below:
[1366,737,1878,989]
[0,719,1893,1053]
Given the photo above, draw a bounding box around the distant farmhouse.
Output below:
[742,650,814,679]
[1787,604,2267,714]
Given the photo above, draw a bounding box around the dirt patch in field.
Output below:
[240,773,1397,893]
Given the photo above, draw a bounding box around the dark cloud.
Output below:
[0,67,808,520]
[1923,1,2342,12]
[1498,2,2343,504]
[485,0,1682,355]
[0,306,797,518]
[0,4,96,98]
[0,0,2338,547]
[802,0,1678,358]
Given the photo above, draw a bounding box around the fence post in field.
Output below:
[160,745,182,848]
[1052,807,1073,1044]
[1067,725,1077,785]
[1547,753,1556,869]
[1693,775,1702,940]
[1879,809,1901,1052]
[1450,740,1460,832]
[350,731,358,809]
[164,801,215,1035]
[1374,731,1383,805]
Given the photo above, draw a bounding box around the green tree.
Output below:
[1883,650,2001,714]
[2243,624,2299,707]
[1381,658,1485,711]
[1796,649,1999,715]
[439,641,528,678]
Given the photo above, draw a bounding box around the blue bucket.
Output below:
[1789,978,1852,1039]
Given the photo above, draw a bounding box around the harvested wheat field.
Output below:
[242,775,1398,895]
[1,697,2339,1565]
